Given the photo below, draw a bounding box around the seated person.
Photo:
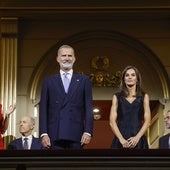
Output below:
[8,115,43,150]
[159,110,170,149]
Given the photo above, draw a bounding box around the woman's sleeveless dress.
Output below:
[0,104,4,149]
[111,92,149,149]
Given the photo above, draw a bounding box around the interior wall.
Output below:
[15,16,170,144]
[84,120,113,149]
[28,29,169,100]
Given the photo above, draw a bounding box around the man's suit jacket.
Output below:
[39,72,93,144]
[159,133,170,149]
[8,136,43,150]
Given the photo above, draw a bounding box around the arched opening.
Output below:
[29,30,170,101]
[28,30,170,148]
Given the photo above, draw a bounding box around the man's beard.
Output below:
[60,62,73,70]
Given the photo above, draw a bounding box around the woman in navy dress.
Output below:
[110,66,151,149]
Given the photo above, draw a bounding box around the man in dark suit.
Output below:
[39,44,93,149]
[159,110,170,149]
[8,115,43,150]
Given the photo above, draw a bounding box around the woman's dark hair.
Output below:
[120,65,144,97]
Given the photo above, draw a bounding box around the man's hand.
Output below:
[41,135,51,148]
[81,133,91,146]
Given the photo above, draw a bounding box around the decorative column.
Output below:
[0,17,18,138]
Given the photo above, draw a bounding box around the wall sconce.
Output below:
[93,108,102,120]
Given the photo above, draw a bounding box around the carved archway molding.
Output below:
[28,30,170,103]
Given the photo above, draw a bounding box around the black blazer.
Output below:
[159,133,170,149]
[8,136,43,150]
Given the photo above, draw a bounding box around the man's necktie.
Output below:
[63,73,70,93]
[23,138,28,150]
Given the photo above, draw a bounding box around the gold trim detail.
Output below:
[90,56,121,87]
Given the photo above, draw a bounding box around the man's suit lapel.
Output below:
[54,73,66,97]
[18,138,24,149]
[163,134,170,148]
[67,73,80,96]
[55,72,80,95]
[31,136,36,149]
[166,134,170,148]
[62,73,81,105]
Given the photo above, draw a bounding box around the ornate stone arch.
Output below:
[28,30,170,103]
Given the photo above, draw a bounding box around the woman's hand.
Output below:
[127,136,140,148]
[5,103,16,116]
[120,138,131,148]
